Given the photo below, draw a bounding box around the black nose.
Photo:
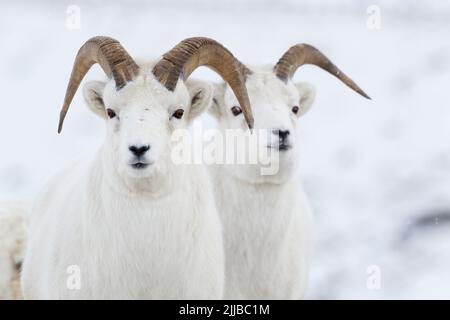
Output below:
[273,129,290,141]
[129,145,150,157]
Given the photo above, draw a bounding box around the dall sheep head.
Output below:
[211,43,370,183]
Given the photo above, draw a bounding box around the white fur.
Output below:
[0,200,29,299]
[209,65,315,299]
[21,63,224,299]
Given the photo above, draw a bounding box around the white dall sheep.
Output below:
[209,44,370,299]
[21,36,254,299]
[0,200,29,300]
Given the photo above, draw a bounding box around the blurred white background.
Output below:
[1,0,450,299]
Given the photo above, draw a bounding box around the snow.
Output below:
[1,0,450,299]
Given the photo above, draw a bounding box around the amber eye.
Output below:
[106,108,116,119]
[231,106,242,116]
[172,109,184,119]
[292,106,299,114]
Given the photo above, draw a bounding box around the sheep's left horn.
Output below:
[152,37,254,129]
[274,44,370,99]
[58,36,139,133]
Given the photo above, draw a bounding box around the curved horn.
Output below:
[58,36,139,133]
[274,44,370,99]
[152,37,254,129]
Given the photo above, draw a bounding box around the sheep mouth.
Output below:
[268,144,292,151]
[278,144,292,151]
[130,162,152,169]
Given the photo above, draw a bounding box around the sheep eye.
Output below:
[292,106,299,114]
[231,106,242,116]
[172,109,184,119]
[106,108,116,119]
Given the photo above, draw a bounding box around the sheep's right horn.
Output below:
[152,37,254,130]
[58,36,139,133]
[274,44,370,99]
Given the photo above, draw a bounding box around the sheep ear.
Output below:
[209,83,226,119]
[185,79,214,122]
[294,82,316,117]
[83,81,107,118]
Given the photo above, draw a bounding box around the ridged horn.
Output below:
[274,44,370,99]
[152,37,254,129]
[58,36,139,133]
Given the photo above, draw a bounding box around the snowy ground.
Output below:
[1,0,450,299]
